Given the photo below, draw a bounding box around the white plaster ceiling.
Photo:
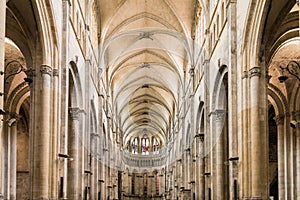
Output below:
[98,0,197,145]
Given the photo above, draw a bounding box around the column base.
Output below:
[242,197,269,200]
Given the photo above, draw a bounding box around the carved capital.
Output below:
[24,68,36,78]
[91,133,100,138]
[69,107,83,120]
[274,114,284,125]
[195,133,205,143]
[214,109,226,122]
[189,68,195,76]
[40,65,53,76]
[292,111,300,120]
[248,67,261,78]
[53,69,59,77]
[242,71,248,79]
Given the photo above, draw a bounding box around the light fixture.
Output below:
[58,153,73,161]
[0,109,7,115]
[1,60,33,84]
[278,60,300,83]
[7,118,17,127]
[290,120,299,128]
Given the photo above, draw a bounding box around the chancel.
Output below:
[0,0,299,200]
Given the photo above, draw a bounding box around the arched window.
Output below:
[132,137,138,154]
[153,138,159,154]
[141,135,149,155]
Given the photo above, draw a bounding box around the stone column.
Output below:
[199,134,205,200]
[60,0,70,198]
[295,111,300,199]
[32,65,52,199]
[67,107,81,199]
[249,67,268,199]
[0,1,6,199]
[275,114,285,199]
[215,110,225,199]
[184,148,191,190]
[9,122,17,200]
[241,71,249,199]
[50,69,59,199]
[91,133,99,200]
[67,108,80,199]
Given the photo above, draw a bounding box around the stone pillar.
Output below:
[249,67,268,199]
[295,111,300,199]
[199,134,205,200]
[91,133,99,200]
[60,0,70,198]
[275,114,285,199]
[9,122,17,200]
[228,1,239,199]
[50,69,59,199]
[241,70,249,199]
[0,1,6,199]
[215,110,225,199]
[32,65,52,199]
[184,148,191,189]
[67,107,81,199]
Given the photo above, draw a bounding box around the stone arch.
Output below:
[212,65,228,111]
[196,101,205,134]
[267,85,287,116]
[69,61,83,108]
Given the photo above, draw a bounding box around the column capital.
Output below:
[292,111,300,120]
[40,65,53,76]
[242,71,248,79]
[195,133,205,143]
[248,67,261,78]
[189,68,195,77]
[274,114,284,125]
[24,68,36,78]
[214,109,226,121]
[53,69,59,77]
[91,133,100,138]
[69,107,84,120]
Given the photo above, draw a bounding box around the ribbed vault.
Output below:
[98,0,197,150]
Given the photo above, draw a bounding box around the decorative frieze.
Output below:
[40,65,53,76]
[248,67,261,78]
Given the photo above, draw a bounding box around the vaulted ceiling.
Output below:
[97,0,198,145]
